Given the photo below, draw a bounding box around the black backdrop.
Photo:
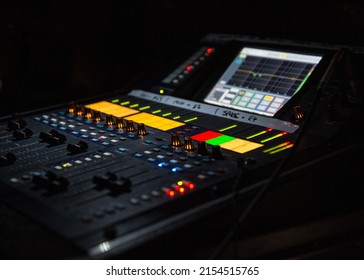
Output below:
[1,0,364,115]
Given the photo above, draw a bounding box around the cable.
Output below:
[209,48,347,259]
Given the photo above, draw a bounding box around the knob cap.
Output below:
[137,123,148,136]
[84,107,93,119]
[171,133,182,147]
[105,115,114,127]
[183,136,195,151]
[126,120,136,132]
[116,118,125,129]
[75,105,83,117]
[94,111,102,122]
[211,145,224,159]
[293,106,304,122]
[197,141,210,155]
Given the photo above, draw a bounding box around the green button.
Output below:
[206,135,235,146]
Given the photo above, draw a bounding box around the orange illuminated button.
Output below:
[85,101,138,118]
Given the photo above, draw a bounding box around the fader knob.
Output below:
[7,119,27,130]
[67,140,88,154]
[0,152,16,167]
[137,123,148,136]
[183,136,195,151]
[13,128,33,140]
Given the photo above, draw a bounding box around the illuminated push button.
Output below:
[129,198,140,205]
[183,164,193,169]
[151,190,161,197]
[140,194,150,201]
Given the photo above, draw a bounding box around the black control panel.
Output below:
[0,34,363,259]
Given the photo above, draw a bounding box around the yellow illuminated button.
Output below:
[85,101,138,118]
[125,112,184,131]
[220,138,263,154]
[264,95,274,101]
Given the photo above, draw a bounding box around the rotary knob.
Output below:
[94,111,102,122]
[171,133,182,147]
[197,141,210,155]
[293,106,304,122]
[183,136,195,151]
[211,145,224,159]
[137,123,148,136]
[116,118,125,129]
[126,120,136,132]
[105,115,114,127]
[84,107,93,119]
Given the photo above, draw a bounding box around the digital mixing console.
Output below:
[0,34,363,259]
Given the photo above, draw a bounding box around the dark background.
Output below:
[1,0,364,115]
[1,1,364,259]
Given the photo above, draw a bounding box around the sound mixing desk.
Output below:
[0,34,363,259]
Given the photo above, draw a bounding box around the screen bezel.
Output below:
[193,41,332,118]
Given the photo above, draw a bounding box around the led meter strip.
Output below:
[128,90,299,133]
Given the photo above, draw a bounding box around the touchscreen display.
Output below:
[203,47,322,116]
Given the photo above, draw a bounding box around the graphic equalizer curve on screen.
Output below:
[204,47,322,117]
